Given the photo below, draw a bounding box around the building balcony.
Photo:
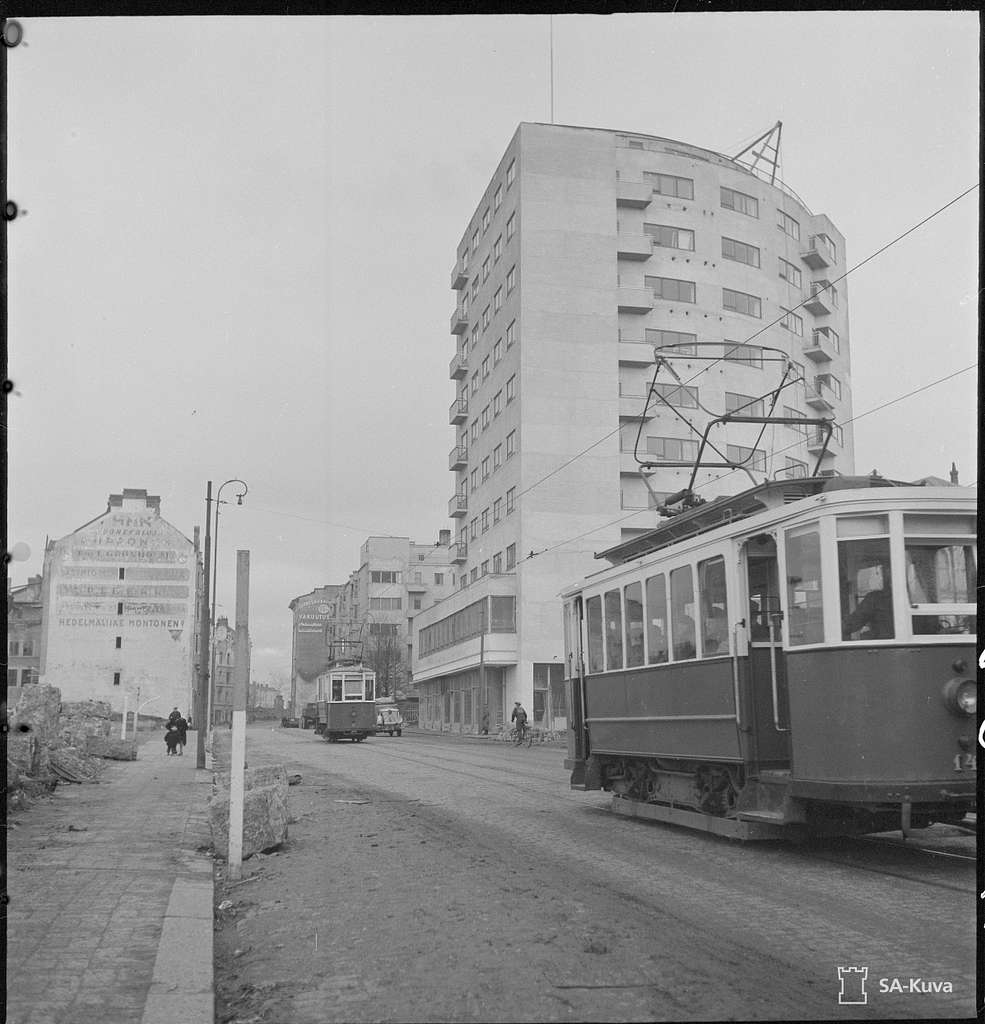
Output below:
[406,578,428,592]
[448,445,468,471]
[616,234,653,260]
[805,384,836,412]
[449,396,468,424]
[617,338,655,366]
[618,394,657,420]
[450,541,468,564]
[448,351,468,380]
[450,260,468,290]
[449,306,469,335]
[616,287,654,314]
[806,429,832,454]
[803,330,835,363]
[448,492,468,518]
[803,281,836,317]
[800,234,836,270]
[615,179,653,208]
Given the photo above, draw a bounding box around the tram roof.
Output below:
[595,475,918,566]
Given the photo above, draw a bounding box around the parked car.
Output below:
[375,705,404,736]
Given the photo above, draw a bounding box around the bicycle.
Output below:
[508,724,533,748]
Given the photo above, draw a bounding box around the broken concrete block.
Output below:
[207,783,289,860]
[85,736,138,760]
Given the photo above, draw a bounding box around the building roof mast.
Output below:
[733,121,782,185]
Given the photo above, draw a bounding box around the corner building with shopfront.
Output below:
[412,122,855,735]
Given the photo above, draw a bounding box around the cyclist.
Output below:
[510,701,528,745]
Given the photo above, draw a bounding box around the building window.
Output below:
[472,229,480,253]
[653,382,698,408]
[777,209,800,239]
[482,256,490,282]
[482,356,490,379]
[721,236,761,267]
[784,405,807,434]
[778,257,802,288]
[506,159,515,188]
[482,306,490,330]
[470,371,479,396]
[725,391,765,417]
[470,517,478,540]
[723,342,763,368]
[814,327,840,353]
[726,443,767,472]
[643,223,695,251]
[785,457,807,479]
[506,320,516,348]
[113,672,121,686]
[506,212,515,241]
[470,568,479,583]
[117,602,124,615]
[779,307,804,336]
[493,234,503,263]
[470,323,479,349]
[482,456,490,481]
[646,328,696,355]
[810,279,839,309]
[506,265,516,294]
[470,277,479,302]
[482,207,490,233]
[413,597,422,610]
[645,436,699,461]
[493,444,503,470]
[494,185,502,211]
[492,552,503,573]
[643,171,694,200]
[722,287,761,318]
[369,622,399,636]
[720,186,759,217]
[118,567,126,580]
[647,276,696,303]
[370,597,402,610]
[477,560,487,577]
[8,640,19,655]
[481,508,490,532]
[506,486,516,513]
[506,430,517,458]
[371,570,402,583]
[481,404,490,430]
[506,543,516,569]
[470,421,478,445]
[432,573,444,585]
[816,372,842,400]
[506,375,516,402]
[470,467,479,490]
[493,391,502,416]
[493,287,503,314]
[493,338,503,364]
[493,497,503,523]
[115,636,122,649]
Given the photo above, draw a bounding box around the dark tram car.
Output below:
[314,659,377,743]
[562,477,976,839]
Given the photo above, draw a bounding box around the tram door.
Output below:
[744,536,791,766]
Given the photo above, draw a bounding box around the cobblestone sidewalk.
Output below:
[5,732,214,1024]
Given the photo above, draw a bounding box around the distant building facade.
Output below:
[7,575,43,687]
[288,585,343,715]
[39,488,201,717]
[211,616,236,726]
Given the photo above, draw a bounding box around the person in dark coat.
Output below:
[164,724,181,756]
[167,708,181,728]
[175,715,188,755]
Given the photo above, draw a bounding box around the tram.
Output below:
[562,475,976,838]
[313,641,377,743]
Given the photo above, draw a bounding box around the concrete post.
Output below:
[227,550,250,881]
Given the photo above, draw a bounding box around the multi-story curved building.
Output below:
[412,122,854,735]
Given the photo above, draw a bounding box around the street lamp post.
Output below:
[206,479,248,732]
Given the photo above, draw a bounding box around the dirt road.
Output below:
[213,726,975,1023]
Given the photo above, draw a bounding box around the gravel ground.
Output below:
[213,726,976,1023]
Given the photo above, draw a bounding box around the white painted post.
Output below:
[120,693,129,740]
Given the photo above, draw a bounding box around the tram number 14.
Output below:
[953,752,976,772]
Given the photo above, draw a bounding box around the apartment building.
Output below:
[7,574,43,687]
[413,121,854,735]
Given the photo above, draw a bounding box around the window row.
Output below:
[369,597,402,611]
[462,319,517,377]
[370,570,401,584]
[466,487,517,539]
[585,555,730,672]
[8,639,36,656]
[467,430,518,489]
[419,594,517,656]
[467,377,517,441]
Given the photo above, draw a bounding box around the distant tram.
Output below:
[313,641,377,743]
[562,476,976,839]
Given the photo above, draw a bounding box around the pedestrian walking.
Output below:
[164,724,181,756]
[175,714,188,756]
[480,710,490,735]
[167,707,181,728]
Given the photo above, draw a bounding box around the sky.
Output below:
[6,11,979,686]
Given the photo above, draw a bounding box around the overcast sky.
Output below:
[6,12,979,684]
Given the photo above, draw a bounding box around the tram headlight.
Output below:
[941,677,977,716]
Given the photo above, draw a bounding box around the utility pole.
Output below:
[196,482,212,769]
[227,549,250,881]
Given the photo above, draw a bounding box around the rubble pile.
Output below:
[209,763,290,860]
[59,699,113,748]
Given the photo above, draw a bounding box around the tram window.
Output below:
[624,582,645,668]
[645,574,669,664]
[331,678,343,701]
[364,676,375,701]
[904,519,976,635]
[586,596,604,674]
[604,589,624,670]
[698,557,729,656]
[344,674,365,700]
[785,524,824,645]
[670,566,696,660]
[839,538,894,641]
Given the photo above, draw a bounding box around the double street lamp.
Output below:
[195,477,248,768]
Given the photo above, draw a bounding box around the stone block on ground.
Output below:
[10,686,62,758]
[215,763,288,794]
[207,783,289,860]
[59,699,114,747]
[85,735,138,760]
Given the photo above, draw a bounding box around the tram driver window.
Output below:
[785,524,824,645]
[331,678,343,701]
[903,514,976,635]
[670,566,696,660]
[698,557,729,656]
[838,516,894,641]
